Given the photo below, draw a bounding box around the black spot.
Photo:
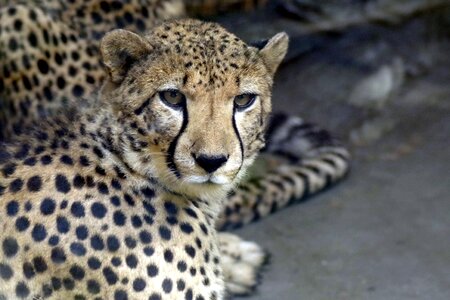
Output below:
[162,278,173,293]
[91,202,107,218]
[8,38,18,51]
[72,85,84,97]
[22,262,35,279]
[63,277,75,290]
[32,256,47,273]
[42,284,53,297]
[41,155,52,165]
[37,59,49,74]
[56,216,70,233]
[177,279,186,291]
[28,32,37,47]
[110,196,121,207]
[60,200,68,209]
[200,223,208,235]
[70,243,86,256]
[95,166,106,176]
[149,293,161,300]
[143,246,155,256]
[71,201,85,217]
[92,146,104,158]
[177,261,187,272]
[55,174,71,193]
[97,182,109,195]
[133,278,146,292]
[73,175,85,188]
[159,226,171,240]
[124,236,137,249]
[147,264,158,277]
[111,179,121,190]
[91,235,105,250]
[6,200,19,216]
[40,198,56,215]
[166,216,178,225]
[164,201,178,215]
[51,247,66,264]
[103,267,118,285]
[24,201,32,211]
[180,223,194,234]
[60,155,73,165]
[51,277,62,290]
[125,254,138,268]
[9,178,23,193]
[13,19,23,31]
[141,187,155,198]
[79,155,90,166]
[32,224,47,242]
[164,249,173,262]
[87,279,101,294]
[0,263,13,280]
[143,201,155,215]
[76,225,88,240]
[2,163,16,177]
[185,289,193,300]
[48,235,59,246]
[111,257,121,266]
[88,257,101,270]
[107,236,120,252]
[70,265,85,281]
[24,157,37,166]
[114,290,128,300]
[57,76,66,89]
[113,210,126,226]
[139,230,152,244]
[124,193,135,206]
[131,215,143,228]
[15,281,30,298]
[15,217,30,231]
[27,176,42,192]
[185,245,196,258]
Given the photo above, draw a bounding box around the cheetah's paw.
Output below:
[218,232,269,296]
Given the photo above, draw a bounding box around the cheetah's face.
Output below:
[100,20,288,197]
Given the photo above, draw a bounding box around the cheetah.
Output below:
[0,2,351,298]
[0,18,291,299]
[0,1,350,229]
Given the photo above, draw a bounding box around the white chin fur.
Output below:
[185,174,231,185]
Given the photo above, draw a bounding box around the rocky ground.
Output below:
[211,2,450,299]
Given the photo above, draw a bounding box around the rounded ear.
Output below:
[100,29,152,83]
[258,32,289,76]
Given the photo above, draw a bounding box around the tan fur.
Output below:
[0,19,287,299]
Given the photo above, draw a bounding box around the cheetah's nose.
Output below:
[193,154,228,174]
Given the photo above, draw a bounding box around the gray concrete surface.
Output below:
[237,112,450,299]
[216,6,450,300]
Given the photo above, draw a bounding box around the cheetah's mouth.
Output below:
[185,174,230,185]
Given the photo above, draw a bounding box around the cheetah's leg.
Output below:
[218,232,268,296]
[217,112,351,230]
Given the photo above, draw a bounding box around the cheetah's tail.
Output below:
[217,112,351,230]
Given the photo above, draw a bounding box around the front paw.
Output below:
[218,233,269,296]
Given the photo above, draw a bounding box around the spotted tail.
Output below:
[217,112,351,230]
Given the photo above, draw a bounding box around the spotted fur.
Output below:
[0,18,289,299]
[0,1,351,298]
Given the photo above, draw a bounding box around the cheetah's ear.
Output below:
[258,32,289,76]
[100,29,152,83]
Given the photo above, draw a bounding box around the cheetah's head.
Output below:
[100,19,288,199]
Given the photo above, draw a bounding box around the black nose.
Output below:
[194,154,228,173]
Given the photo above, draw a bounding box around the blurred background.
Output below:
[201,0,450,299]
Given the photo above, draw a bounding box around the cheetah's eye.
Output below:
[234,94,257,110]
[159,90,186,107]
